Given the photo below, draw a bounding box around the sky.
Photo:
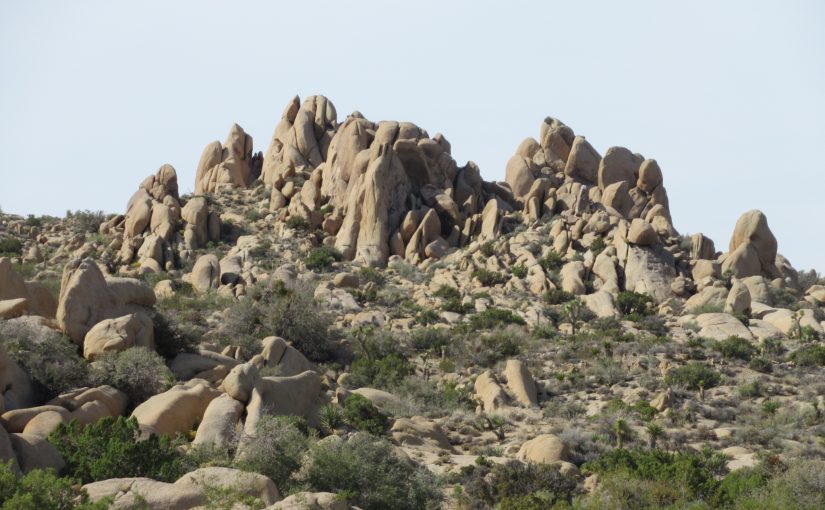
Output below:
[1,1,823,271]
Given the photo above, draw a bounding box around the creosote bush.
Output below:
[304,245,343,271]
[235,416,309,492]
[305,433,442,510]
[616,290,653,319]
[343,394,388,435]
[0,320,88,399]
[664,362,722,390]
[222,282,337,362]
[89,347,171,406]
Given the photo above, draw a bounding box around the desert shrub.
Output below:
[0,320,88,398]
[454,460,579,509]
[664,362,722,390]
[636,315,668,336]
[343,394,388,435]
[303,245,342,271]
[479,241,496,257]
[89,347,171,406]
[589,236,607,255]
[65,209,107,234]
[49,417,182,484]
[0,461,110,510]
[733,459,825,509]
[738,380,766,398]
[305,433,441,510]
[409,327,451,354]
[348,354,412,390]
[358,266,385,286]
[472,268,508,286]
[235,415,309,492]
[582,447,728,505]
[469,308,526,330]
[748,356,773,373]
[512,264,528,278]
[543,288,575,305]
[538,250,563,272]
[616,291,653,318]
[769,287,799,310]
[222,283,336,362]
[285,215,309,231]
[789,345,825,367]
[716,336,758,361]
[151,311,199,358]
[318,404,344,434]
[0,236,22,255]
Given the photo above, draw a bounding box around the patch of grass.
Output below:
[304,245,343,272]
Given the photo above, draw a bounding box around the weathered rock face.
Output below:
[258,95,508,268]
[195,124,262,195]
[83,313,155,361]
[56,258,155,344]
[0,257,57,319]
[517,434,570,464]
[722,210,778,278]
[130,379,221,437]
[104,165,222,271]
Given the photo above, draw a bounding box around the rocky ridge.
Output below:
[0,94,824,509]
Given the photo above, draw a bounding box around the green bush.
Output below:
[454,460,579,509]
[512,264,528,278]
[305,433,441,510]
[0,236,22,255]
[0,461,110,510]
[0,321,88,399]
[472,268,508,286]
[304,245,342,271]
[151,311,199,358]
[664,362,722,390]
[543,288,575,305]
[469,308,526,330]
[49,417,182,484]
[222,283,337,362]
[343,394,388,435]
[733,459,825,509]
[235,416,309,492]
[748,356,773,373]
[582,447,728,504]
[589,237,607,255]
[285,216,309,231]
[479,241,496,257]
[539,250,563,272]
[409,327,451,354]
[789,345,825,366]
[716,336,758,361]
[89,347,171,406]
[616,291,653,318]
[348,354,413,390]
[65,210,106,234]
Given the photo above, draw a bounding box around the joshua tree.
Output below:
[646,423,665,449]
[614,419,631,449]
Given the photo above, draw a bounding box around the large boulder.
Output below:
[83,478,203,510]
[242,371,322,436]
[503,360,538,407]
[194,124,260,194]
[189,254,220,292]
[516,434,570,464]
[83,313,154,361]
[390,416,455,452]
[192,394,244,449]
[269,492,347,510]
[258,336,317,377]
[722,210,778,278]
[175,467,279,505]
[474,370,508,413]
[56,258,155,344]
[598,147,643,190]
[131,379,221,437]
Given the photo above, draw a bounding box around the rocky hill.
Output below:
[0,94,824,509]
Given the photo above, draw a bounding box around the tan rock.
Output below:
[269,492,347,510]
[243,371,322,436]
[626,218,659,246]
[175,467,279,505]
[474,370,508,413]
[83,313,154,361]
[390,416,455,452]
[503,360,538,407]
[192,394,243,448]
[190,254,220,292]
[83,477,203,510]
[131,379,221,437]
[516,434,570,464]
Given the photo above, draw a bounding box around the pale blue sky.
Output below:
[1,1,823,271]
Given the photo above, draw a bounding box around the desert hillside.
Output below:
[1,95,824,510]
